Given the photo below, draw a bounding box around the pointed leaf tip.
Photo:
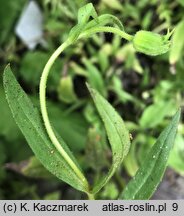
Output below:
[120,109,181,200]
[3,66,89,193]
[87,85,130,194]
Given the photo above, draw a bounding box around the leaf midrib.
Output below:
[127,123,175,199]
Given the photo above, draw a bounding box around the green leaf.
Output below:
[120,109,180,200]
[47,100,88,152]
[100,182,119,199]
[85,127,107,171]
[29,96,88,152]
[57,76,77,104]
[22,156,55,179]
[116,43,143,74]
[176,0,184,7]
[77,3,97,24]
[83,59,106,96]
[44,191,60,200]
[169,134,184,176]
[101,0,123,11]
[123,141,139,177]
[139,101,174,128]
[69,3,97,41]
[87,85,130,194]
[3,65,89,193]
[169,20,184,64]
[19,51,62,91]
[0,83,22,141]
[0,0,26,45]
[0,141,6,181]
[110,76,144,108]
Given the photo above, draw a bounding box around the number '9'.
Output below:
[172,203,178,211]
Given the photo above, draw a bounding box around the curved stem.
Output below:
[39,39,89,189]
[39,26,133,194]
[80,26,134,41]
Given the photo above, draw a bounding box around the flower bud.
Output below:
[133,30,171,56]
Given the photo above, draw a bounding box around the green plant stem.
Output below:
[39,26,133,197]
[39,39,89,190]
[80,26,133,41]
[87,193,95,200]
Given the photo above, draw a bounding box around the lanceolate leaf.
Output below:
[77,3,97,24]
[69,3,125,43]
[83,59,106,96]
[120,109,181,199]
[169,20,184,64]
[87,85,130,194]
[3,65,89,193]
[69,3,98,41]
[139,101,174,128]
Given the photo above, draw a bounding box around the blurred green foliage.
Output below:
[0,0,184,199]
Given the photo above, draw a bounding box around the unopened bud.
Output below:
[133,30,171,56]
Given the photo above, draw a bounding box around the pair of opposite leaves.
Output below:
[3,66,180,199]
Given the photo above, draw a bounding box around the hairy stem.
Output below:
[39,26,133,195]
[80,26,133,41]
[39,39,89,190]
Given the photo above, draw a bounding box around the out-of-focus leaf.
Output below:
[0,84,22,141]
[169,134,184,176]
[0,82,30,161]
[70,62,88,76]
[0,0,26,45]
[110,76,144,108]
[58,76,77,104]
[139,101,175,128]
[101,0,123,11]
[116,43,143,74]
[0,141,6,181]
[169,20,184,64]
[85,127,107,171]
[141,10,152,30]
[176,0,184,7]
[19,52,62,90]
[136,135,156,165]
[123,141,139,177]
[22,156,55,179]
[44,191,60,200]
[100,182,119,199]
[83,59,106,96]
[87,85,130,194]
[3,66,89,193]
[98,50,109,74]
[47,100,88,152]
[153,80,174,103]
[83,102,100,124]
[120,109,180,199]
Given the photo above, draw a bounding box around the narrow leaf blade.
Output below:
[3,65,88,193]
[169,20,184,64]
[87,85,130,194]
[69,3,98,41]
[77,3,97,24]
[120,109,181,199]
